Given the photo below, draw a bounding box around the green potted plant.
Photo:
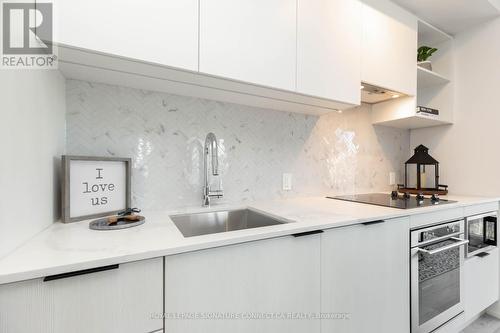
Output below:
[417,46,438,71]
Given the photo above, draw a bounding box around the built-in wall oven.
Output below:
[411,220,469,333]
[466,212,497,257]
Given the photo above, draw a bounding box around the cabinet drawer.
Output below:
[465,248,500,321]
[0,258,163,333]
[464,202,499,217]
[410,207,463,229]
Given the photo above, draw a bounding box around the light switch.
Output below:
[283,173,292,191]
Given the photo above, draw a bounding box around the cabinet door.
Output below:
[0,258,163,333]
[465,248,499,321]
[199,0,296,91]
[54,0,199,71]
[297,0,361,104]
[361,0,417,95]
[165,235,321,333]
[321,218,410,333]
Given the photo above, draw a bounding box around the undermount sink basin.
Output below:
[170,209,287,237]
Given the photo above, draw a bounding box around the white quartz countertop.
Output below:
[0,195,498,285]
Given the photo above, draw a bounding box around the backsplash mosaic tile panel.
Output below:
[66,80,410,210]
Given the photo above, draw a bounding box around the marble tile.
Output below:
[462,314,500,333]
[66,79,411,210]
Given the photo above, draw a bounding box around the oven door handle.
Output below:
[417,237,469,255]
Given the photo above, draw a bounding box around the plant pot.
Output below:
[418,61,432,71]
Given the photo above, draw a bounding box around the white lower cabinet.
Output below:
[164,234,321,333]
[164,219,411,333]
[465,248,500,321]
[0,258,163,333]
[432,248,500,332]
[321,218,410,333]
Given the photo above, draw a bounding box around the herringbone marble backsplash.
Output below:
[66,79,410,210]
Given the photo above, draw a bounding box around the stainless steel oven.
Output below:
[466,212,497,257]
[411,220,468,333]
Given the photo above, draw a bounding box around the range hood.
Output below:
[361,82,407,104]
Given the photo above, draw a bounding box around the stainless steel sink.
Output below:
[170,209,286,237]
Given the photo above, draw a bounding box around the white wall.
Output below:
[409,17,500,318]
[0,70,66,258]
[411,17,500,197]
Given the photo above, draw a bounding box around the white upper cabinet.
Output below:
[297,0,361,104]
[199,0,297,91]
[55,0,199,71]
[54,0,363,114]
[361,0,417,96]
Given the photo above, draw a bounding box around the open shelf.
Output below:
[418,20,452,47]
[392,0,500,35]
[371,94,453,130]
[373,113,452,129]
[370,4,456,130]
[417,66,450,88]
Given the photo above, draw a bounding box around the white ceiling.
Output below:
[391,0,500,35]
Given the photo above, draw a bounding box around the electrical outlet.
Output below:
[282,173,292,191]
[389,172,396,186]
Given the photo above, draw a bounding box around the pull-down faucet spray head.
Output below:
[210,138,219,176]
[205,132,219,175]
[203,132,223,207]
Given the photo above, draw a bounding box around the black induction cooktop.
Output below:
[327,193,456,209]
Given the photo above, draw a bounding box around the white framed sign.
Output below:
[62,156,132,223]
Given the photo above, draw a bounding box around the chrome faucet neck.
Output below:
[203,133,223,207]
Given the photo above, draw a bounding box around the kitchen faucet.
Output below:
[203,132,223,207]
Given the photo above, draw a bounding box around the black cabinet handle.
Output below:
[362,220,385,226]
[477,252,491,258]
[292,230,324,238]
[44,264,119,282]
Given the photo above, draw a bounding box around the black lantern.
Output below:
[398,145,448,196]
